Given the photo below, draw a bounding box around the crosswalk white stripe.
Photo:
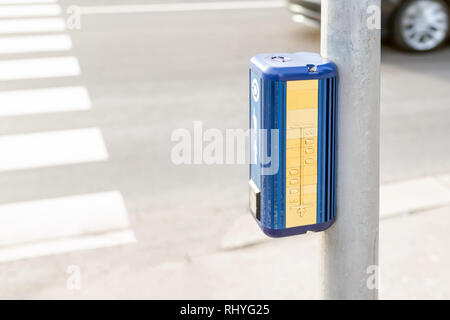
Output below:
[0,34,72,54]
[0,4,61,18]
[0,0,57,3]
[0,128,108,172]
[0,230,136,263]
[0,56,80,80]
[0,18,66,34]
[0,191,131,247]
[0,86,91,117]
[0,4,128,263]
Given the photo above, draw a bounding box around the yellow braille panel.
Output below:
[287,90,318,110]
[301,175,317,185]
[287,80,319,91]
[285,80,318,228]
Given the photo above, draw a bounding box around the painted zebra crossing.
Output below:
[0,0,136,263]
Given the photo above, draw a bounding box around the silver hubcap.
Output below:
[401,0,449,50]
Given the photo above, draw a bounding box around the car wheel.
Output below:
[393,0,450,51]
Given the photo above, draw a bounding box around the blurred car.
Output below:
[287,0,450,51]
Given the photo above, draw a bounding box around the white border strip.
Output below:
[80,1,284,15]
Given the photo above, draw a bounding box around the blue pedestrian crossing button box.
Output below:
[249,52,337,237]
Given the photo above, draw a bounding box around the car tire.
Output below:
[392,0,450,52]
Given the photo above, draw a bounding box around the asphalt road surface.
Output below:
[0,0,449,298]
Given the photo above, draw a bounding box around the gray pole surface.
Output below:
[319,0,381,299]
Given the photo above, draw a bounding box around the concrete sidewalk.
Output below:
[35,204,450,299]
[3,173,448,299]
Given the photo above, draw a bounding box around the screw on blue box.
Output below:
[249,52,338,237]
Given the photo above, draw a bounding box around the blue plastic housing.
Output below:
[249,52,338,237]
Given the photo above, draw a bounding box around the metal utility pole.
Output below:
[319,0,381,299]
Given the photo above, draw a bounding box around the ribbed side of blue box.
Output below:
[317,77,337,224]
